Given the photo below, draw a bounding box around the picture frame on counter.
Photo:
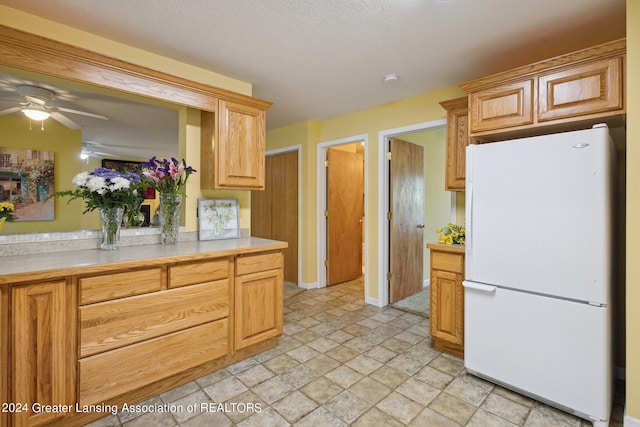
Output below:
[197,198,240,240]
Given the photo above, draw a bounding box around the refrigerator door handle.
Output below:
[462,280,497,294]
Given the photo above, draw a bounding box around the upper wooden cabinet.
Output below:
[460,38,625,140]
[200,98,269,190]
[439,97,469,191]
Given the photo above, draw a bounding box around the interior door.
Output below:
[251,151,298,283]
[389,138,424,303]
[327,148,364,286]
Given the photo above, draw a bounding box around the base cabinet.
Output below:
[428,244,465,359]
[11,280,75,427]
[3,245,285,427]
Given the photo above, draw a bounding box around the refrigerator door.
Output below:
[465,127,612,304]
[464,281,612,423]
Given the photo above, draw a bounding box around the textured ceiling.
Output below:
[0,0,626,159]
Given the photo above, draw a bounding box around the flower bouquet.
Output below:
[140,157,196,244]
[51,167,142,249]
[0,201,15,232]
[436,223,465,245]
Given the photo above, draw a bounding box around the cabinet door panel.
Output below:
[469,79,534,133]
[538,57,623,121]
[430,270,464,346]
[216,99,266,189]
[443,99,469,191]
[12,280,74,427]
[235,269,283,349]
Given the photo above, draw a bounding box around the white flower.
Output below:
[109,176,131,191]
[72,171,90,187]
[85,176,107,193]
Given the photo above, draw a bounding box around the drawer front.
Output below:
[169,258,229,288]
[80,280,229,357]
[79,320,228,406]
[469,79,534,133]
[236,251,282,276]
[538,57,623,122]
[431,251,464,274]
[79,268,162,305]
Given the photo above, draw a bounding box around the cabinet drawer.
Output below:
[469,79,534,133]
[79,268,162,305]
[168,258,229,288]
[80,280,229,357]
[79,320,228,406]
[538,57,623,122]
[431,251,464,274]
[236,252,282,275]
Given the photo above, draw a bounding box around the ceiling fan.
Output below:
[0,85,108,129]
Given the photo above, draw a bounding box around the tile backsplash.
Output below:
[0,228,249,257]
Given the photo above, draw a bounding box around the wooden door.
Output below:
[327,148,364,285]
[389,138,424,303]
[251,152,298,283]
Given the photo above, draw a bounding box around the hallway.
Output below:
[86,278,624,426]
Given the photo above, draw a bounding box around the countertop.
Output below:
[0,237,287,284]
[426,243,466,254]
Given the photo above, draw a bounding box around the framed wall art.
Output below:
[198,198,240,240]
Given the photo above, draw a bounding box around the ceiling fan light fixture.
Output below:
[22,108,50,121]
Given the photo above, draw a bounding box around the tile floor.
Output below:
[86,278,625,427]
[390,286,429,317]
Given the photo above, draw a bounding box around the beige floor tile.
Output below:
[429,354,466,376]
[262,353,300,375]
[352,407,405,427]
[468,408,519,427]
[444,374,494,406]
[325,344,359,363]
[287,344,321,363]
[303,353,341,374]
[222,390,266,424]
[324,390,372,424]
[280,363,320,388]
[348,376,392,404]
[271,390,318,423]
[166,390,212,423]
[345,354,383,375]
[300,376,344,404]
[251,377,296,404]
[306,336,340,353]
[364,344,398,363]
[294,407,347,427]
[237,407,289,427]
[481,393,530,425]
[202,377,248,403]
[415,365,455,389]
[324,365,363,388]
[235,364,275,388]
[369,365,409,389]
[429,392,478,425]
[122,411,177,427]
[376,391,424,424]
[410,407,461,427]
[396,377,440,406]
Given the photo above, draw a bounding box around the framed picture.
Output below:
[101,159,156,199]
[198,198,240,240]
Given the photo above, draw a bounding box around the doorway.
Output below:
[378,119,456,310]
[316,134,368,296]
[251,149,299,284]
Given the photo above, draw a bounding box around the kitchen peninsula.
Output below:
[1,237,287,427]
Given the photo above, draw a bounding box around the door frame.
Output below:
[265,144,302,286]
[316,134,368,294]
[377,119,456,307]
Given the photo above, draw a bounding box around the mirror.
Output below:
[0,65,180,234]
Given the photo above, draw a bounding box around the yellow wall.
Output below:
[626,0,639,420]
[0,115,84,233]
[266,86,465,296]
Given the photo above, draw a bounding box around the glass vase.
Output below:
[99,207,124,250]
[159,193,182,245]
[124,196,145,227]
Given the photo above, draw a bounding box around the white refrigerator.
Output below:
[463,124,614,427]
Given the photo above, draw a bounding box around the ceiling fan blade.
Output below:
[0,98,24,104]
[24,95,47,105]
[50,111,81,130]
[0,106,22,116]
[56,106,108,120]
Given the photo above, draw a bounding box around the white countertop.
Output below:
[0,237,287,283]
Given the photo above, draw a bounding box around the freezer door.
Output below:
[464,282,612,423]
[465,127,612,304]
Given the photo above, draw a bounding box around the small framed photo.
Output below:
[198,198,240,240]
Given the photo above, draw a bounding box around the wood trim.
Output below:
[0,24,272,111]
[459,38,626,93]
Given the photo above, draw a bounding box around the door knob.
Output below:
[417,224,425,229]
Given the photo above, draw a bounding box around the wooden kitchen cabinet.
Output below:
[201,97,269,190]
[77,259,232,405]
[460,38,625,140]
[440,97,470,191]
[235,251,284,350]
[11,279,75,427]
[428,243,465,359]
